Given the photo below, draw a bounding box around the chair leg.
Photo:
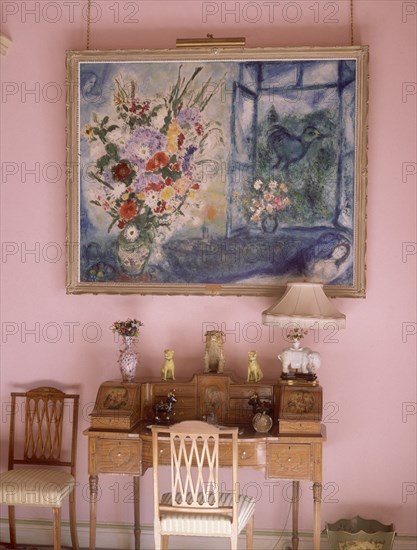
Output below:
[246,516,254,550]
[8,505,17,548]
[52,507,61,550]
[154,529,161,550]
[69,488,80,550]
[161,534,169,549]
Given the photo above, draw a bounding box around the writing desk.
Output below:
[85,373,326,550]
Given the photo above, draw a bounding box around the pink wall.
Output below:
[1,0,416,537]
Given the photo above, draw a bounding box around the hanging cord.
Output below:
[86,0,91,50]
[85,0,354,49]
[86,0,354,49]
[272,501,293,550]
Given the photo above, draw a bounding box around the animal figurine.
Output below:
[246,351,263,383]
[306,351,321,374]
[153,392,177,423]
[279,346,311,374]
[161,349,175,381]
[278,346,321,375]
[203,330,225,373]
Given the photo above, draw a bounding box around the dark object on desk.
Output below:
[248,392,273,433]
[281,370,317,382]
[153,391,177,423]
[248,392,272,416]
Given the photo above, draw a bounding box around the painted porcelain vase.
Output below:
[118,336,138,382]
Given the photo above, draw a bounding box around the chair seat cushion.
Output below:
[159,492,256,536]
[0,468,75,507]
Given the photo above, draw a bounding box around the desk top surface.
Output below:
[84,420,327,442]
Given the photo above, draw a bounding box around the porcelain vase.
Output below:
[118,336,138,382]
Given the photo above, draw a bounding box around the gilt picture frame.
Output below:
[66,46,368,296]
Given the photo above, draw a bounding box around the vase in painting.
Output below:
[117,223,153,277]
[261,215,278,233]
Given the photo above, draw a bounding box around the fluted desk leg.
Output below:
[89,475,99,550]
[313,482,322,550]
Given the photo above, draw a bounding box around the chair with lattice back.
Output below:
[152,420,256,550]
[0,386,80,550]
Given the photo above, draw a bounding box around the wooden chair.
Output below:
[0,387,80,550]
[152,420,255,550]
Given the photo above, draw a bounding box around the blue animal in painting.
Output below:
[267,124,326,171]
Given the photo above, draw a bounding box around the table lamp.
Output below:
[262,282,345,381]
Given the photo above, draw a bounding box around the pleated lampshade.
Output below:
[262,282,346,330]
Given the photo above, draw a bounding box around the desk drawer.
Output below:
[220,442,266,467]
[142,439,265,469]
[229,385,273,399]
[96,438,141,474]
[142,439,171,469]
[154,384,196,398]
[239,442,266,467]
[267,443,311,480]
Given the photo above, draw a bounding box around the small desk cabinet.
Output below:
[85,372,326,550]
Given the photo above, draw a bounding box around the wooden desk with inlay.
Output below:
[84,372,326,550]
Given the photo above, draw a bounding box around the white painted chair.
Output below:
[0,387,80,550]
[152,420,255,550]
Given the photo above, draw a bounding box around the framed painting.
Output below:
[66,46,368,296]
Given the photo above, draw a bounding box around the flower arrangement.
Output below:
[85,66,223,245]
[248,179,291,225]
[112,318,144,338]
[286,327,308,342]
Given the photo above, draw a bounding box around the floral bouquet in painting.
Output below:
[83,66,223,276]
[247,178,291,233]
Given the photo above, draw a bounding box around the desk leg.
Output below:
[133,475,141,550]
[89,474,99,550]
[313,482,322,550]
[292,481,300,550]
